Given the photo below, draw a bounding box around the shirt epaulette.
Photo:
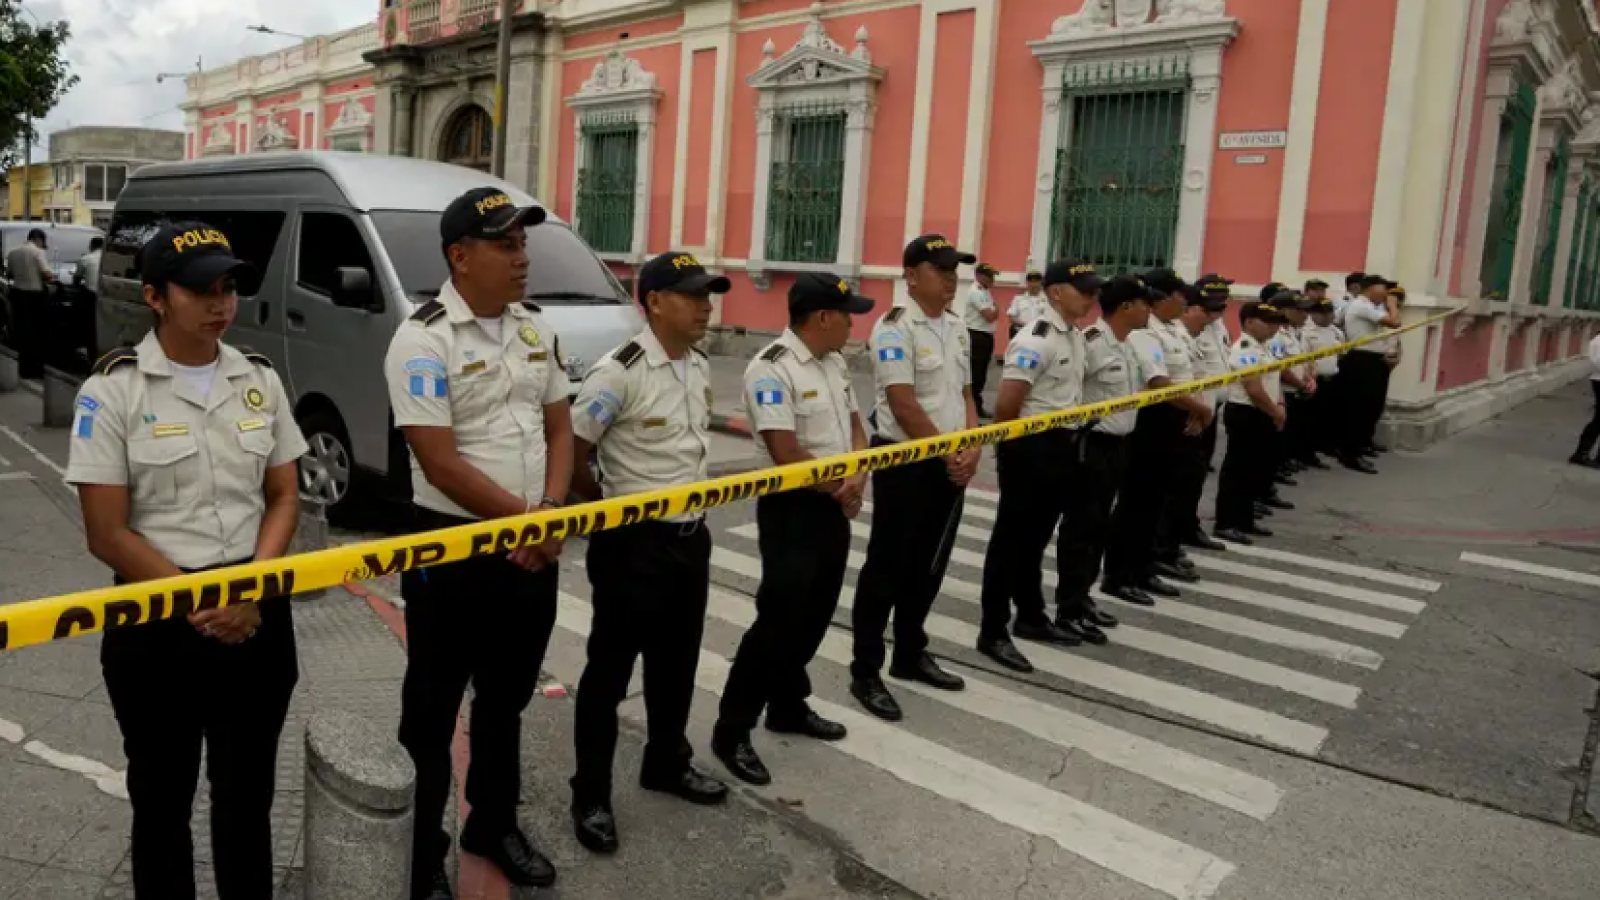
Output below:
[236,347,274,369]
[614,341,645,369]
[1031,320,1052,338]
[521,300,542,313]
[759,344,789,363]
[410,300,446,325]
[92,347,138,377]
[691,345,709,360]
[1085,326,1103,342]
[884,307,906,323]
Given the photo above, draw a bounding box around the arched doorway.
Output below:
[440,105,494,171]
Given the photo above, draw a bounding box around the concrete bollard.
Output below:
[304,712,416,900]
[0,346,18,392]
[41,366,82,428]
[291,496,330,604]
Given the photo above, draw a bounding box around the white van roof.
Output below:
[127,152,561,222]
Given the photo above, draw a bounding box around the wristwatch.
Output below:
[539,496,563,510]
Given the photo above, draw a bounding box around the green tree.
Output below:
[0,0,78,170]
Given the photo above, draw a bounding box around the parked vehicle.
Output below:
[98,152,643,520]
[1,221,104,369]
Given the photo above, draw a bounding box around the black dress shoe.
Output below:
[1241,523,1274,538]
[1183,531,1228,552]
[1154,561,1199,583]
[1275,474,1298,486]
[1569,452,1592,466]
[977,635,1035,673]
[1102,583,1155,606]
[571,803,619,854]
[850,676,904,721]
[1213,528,1254,545]
[711,735,772,786]
[1082,602,1118,629]
[420,865,454,900]
[890,653,966,691]
[1057,617,1108,646]
[1339,455,1378,474]
[1262,496,1295,510]
[1300,455,1331,470]
[640,765,728,805]
[1141,576,1181,597]
[1254,503,1275,518]
[766,708,847,742]
[1013,619,1082,647]
[460,824,556,888]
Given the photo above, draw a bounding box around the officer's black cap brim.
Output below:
[667,272,733,296]
[839,293,875,314]
[919,249,978,270]
[171,255,263,296]
[478,204,547,237]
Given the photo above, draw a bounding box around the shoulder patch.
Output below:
[92,347,138,376]
[614,341,645,369]
[1084,326,1103,343]
[759,343,790,363]
[1032,320,1052,338]
[884,307,907,323]
[235,347,274,369]
[410,300,447,325]
[521,300,542,314]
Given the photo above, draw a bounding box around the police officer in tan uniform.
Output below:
[384,188,569,898]
[68,222,307,900]
[1214,300,1290,543]
[1165,277,1232,552]
[713,273,873,786]
[976,259,1099,673]
[850,234,980,722]
[568,251,729,854]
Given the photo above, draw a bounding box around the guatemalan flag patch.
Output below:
[752,377,785,406]
[404,358,449,398]
[73,395,100,439]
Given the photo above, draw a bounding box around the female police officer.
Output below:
[67,222,308,900]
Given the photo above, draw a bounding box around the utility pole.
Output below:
[490,0,515,178]
[21,112,32,223]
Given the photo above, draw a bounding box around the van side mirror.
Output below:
[331,266,376,311]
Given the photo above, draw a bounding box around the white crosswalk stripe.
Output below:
[1458,551,1600,589]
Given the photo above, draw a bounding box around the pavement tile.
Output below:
[0,685,78,758]
[0,858,40,900]
[27,698,126,771]
[14,864,106,900]
[0,641,105,701]
[41,804,130,879]
[0,760,125,865]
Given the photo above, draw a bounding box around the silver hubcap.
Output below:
[300,431,350,505]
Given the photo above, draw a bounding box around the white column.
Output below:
[1507,112,1556,304]
[835,88,873,274]
[1460,66,1517,299]
[1173,44,1225,280]
[956,0,999,254]
[631,107,657,261]
[745,98,778,278]
[1270,0,1330,282]
[1027,59,1068,273]
[1549,149,1592,306]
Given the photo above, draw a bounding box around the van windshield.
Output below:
[369,210,629,305]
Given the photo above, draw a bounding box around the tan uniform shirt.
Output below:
[385,281,572,519]
[572,327,712,517]
[869,303,971,442]
[1082,324,1140,436]
[1002,305,1087,418]
[66,332,308,570]
[1302,323,1345,377]
[744,329,860,467]
[5,243,49,292]
[1128,317,1195,388]
[1226,334,1282,407]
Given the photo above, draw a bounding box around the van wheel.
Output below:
[297,409,355,522]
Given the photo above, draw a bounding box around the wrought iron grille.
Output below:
[575,119,639,255]
[1532,132,1570,306]
[1049,58,1189,274]
[766,101,846,264]
[1563,176,1589,309]
[1584,197,1600,310]
[1481,77,1537,299]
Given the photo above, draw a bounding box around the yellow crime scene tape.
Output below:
[0,306,1461,652]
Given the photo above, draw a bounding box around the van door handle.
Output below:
[256,301,270,326]
[286,309,307,330]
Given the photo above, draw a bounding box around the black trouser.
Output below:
[398,508,556,893]
[1156,418,1210,563]
[103,562,298,900]
[979,430,1077,639]
[1105,405,1186,588]
[1310,373,1342,452]
[1057,431,1126,615]
[1577,380,1600,456]
[1338,351,1389,456]
[9,290,44,378]
[571,520,711,805]
[968,330,995,413]
[719,491,849,735]
[851,438,964,679]
[1286,393,1318,462]
[1216,404,1276,531]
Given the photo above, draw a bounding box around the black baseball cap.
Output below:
[138,221,263,295]
[1098,274,1150,315]
[1389,283,1407,301]
[440,187,546,248]
[1025,270,1043,282]
[975,262,999,277]
[903,234,977,270]
[637,251,732,300]
[1359,274,1396,290]
[1346,271,1367,288]
[1044,259,1103,293]
[1305,278,1329,291]
[789,272,874,316]
[1259,282,1285,301]
[1183,284,1208,307]
[1197,273,1233,304]
[1143,267,1188,295]
[1241,299,1290,324]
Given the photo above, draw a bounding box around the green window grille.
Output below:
[575,114,639,255]
[1480,77,1537,299]
[766,101,847,264]
[1049,58,1189,274]
[1563,175,1589,308]
[1577,195,1600,311]
[1532,132,1570,306]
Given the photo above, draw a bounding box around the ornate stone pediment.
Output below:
[1491,0,1559,82]
[747,5,882,91]
[202,125,235,156]
[256,117,294,151]
[1052,0,1228,35]
[325,98,373,136]
[576,48,658,97]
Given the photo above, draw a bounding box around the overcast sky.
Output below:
[21,0,377,158]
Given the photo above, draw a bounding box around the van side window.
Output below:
[103,210,286,291]
[297,213,374,298]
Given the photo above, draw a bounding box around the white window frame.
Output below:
[324,98,375,153]
[745,10,882,288]
[82,163,128,203]
[565,49,662,264]
[1027,0,1238,279]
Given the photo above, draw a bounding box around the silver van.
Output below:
[97,152,642,519]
